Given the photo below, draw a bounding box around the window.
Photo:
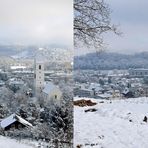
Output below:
[39,65,41,70]
[55,95,57,99]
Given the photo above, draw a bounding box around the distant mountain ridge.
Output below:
[74,51,148,70]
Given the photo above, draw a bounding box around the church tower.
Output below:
[34,56,44,97]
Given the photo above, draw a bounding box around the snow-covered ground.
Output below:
[0,136,54,148]
[0,136,51,148]
[0,136,33,148]
[74,97,148,148]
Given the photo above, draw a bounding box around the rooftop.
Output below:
[1,113,32,129]
[42,82,59,94]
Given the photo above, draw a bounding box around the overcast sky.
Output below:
[0,0,72,48]
[105,0,148,54]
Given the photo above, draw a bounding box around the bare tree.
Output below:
[74,0,120,48]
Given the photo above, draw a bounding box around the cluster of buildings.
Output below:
[0,56,63,102]
[74,69,148,100]
[0,53,64,130]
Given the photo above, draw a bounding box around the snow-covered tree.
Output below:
[74,0,120,48]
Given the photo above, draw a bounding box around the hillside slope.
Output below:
[74,97,148,148]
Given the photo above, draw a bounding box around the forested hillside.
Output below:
[74,52,148,70]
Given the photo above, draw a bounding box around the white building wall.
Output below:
[42,88,62,105]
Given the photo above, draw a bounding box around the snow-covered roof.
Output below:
[13,70,33,74]
[1,114,16,128]
[1,114,32,129]
[15,115,32,127]
[11,66,26,70]
[42,82,59,94]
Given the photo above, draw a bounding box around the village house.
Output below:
[0,113,32,130]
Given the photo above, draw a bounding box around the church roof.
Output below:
[42,82,59,94]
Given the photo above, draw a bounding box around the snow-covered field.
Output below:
[74,97,148,148]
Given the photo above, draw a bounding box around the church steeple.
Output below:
[34,51,45,97]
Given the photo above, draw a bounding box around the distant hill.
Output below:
[0,45,73,64]
[0,56,16,66]
[74,52,148,70]
[11,48,73,63]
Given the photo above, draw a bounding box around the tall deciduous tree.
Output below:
[74,0,120,48]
